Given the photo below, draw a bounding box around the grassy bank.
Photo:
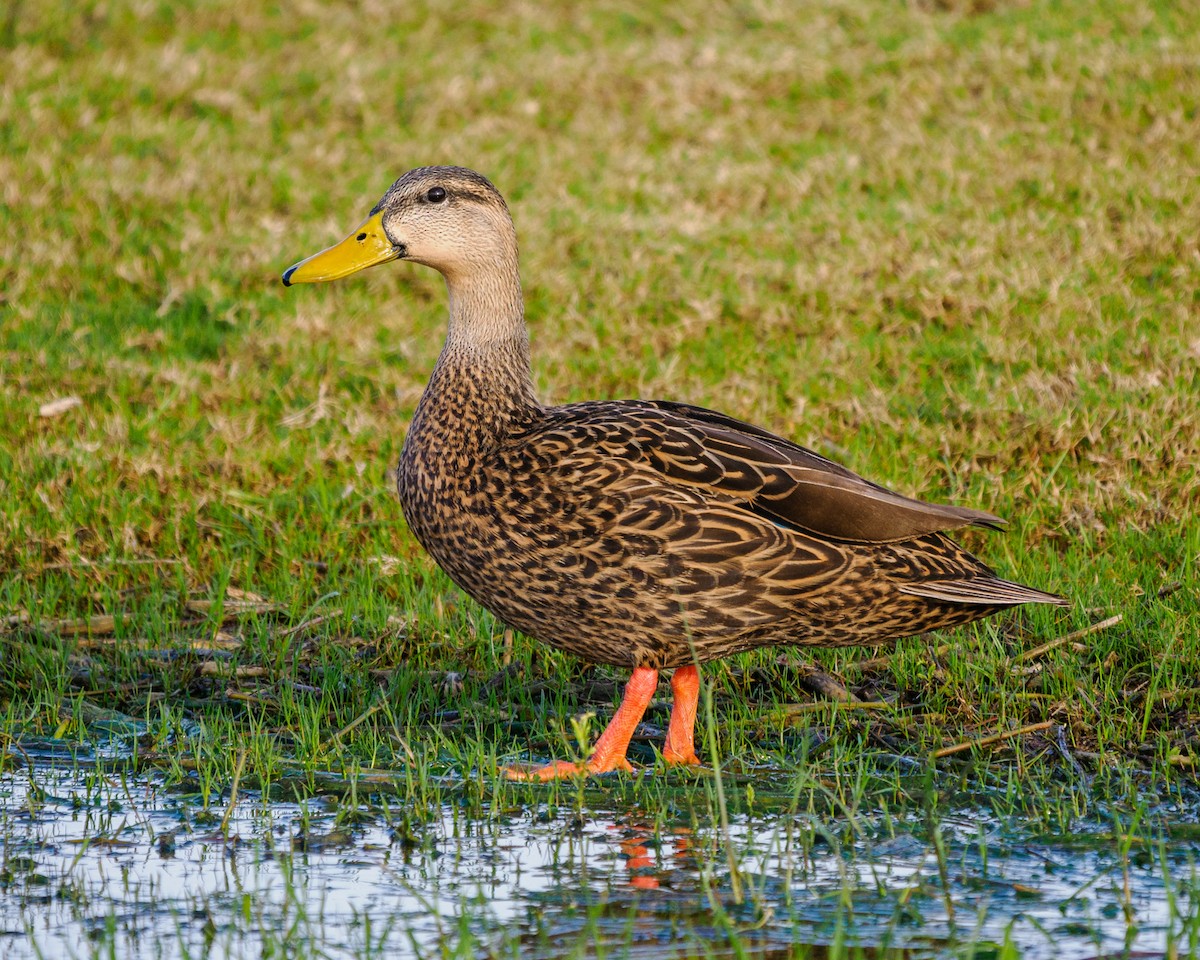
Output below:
[1,0,1198,806]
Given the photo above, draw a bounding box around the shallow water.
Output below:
[1,750,1197,959]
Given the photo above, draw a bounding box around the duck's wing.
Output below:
[504,400,1063,614]
[499,404,855,628]
[597,400,1066,607]
[578,399,1005,545]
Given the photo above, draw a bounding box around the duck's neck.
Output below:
[406,266,540,464]
[443,266,527,357]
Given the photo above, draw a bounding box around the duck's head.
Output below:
[282,166,517,287]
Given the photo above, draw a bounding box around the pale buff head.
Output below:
[283,165,518,288]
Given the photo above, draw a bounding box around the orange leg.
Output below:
[504,667,659,781]
[662,664,702,766]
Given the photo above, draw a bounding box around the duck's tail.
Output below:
[899,577,1069,607]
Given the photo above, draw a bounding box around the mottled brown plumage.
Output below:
[284,165,1067,778]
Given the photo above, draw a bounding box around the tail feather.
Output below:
[900,577,1069,608]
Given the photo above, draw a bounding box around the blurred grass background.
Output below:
[1,0,1197,779]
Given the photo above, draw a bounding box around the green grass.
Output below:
[1,0,1198,822]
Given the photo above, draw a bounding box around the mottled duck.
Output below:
[283,166,1067,780]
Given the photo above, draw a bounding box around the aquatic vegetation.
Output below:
[3,760,1199,959]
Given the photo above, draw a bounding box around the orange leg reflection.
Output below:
[612,818,695,891]
[619,832,659,890]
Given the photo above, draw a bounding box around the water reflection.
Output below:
[609,818,696,891]
[0,764,1193,960]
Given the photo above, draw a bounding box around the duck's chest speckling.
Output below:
[396,417,510,573]
[394,356,548,609]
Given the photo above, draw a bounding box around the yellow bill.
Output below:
[282,211,399,286]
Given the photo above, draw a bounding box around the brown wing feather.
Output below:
[501,417,856,603]
[551,399,1005,545]
[570,471,854,600]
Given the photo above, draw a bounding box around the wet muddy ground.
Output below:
[2,741,1197,959]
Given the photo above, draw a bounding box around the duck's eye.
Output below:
[426,186,447,203]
